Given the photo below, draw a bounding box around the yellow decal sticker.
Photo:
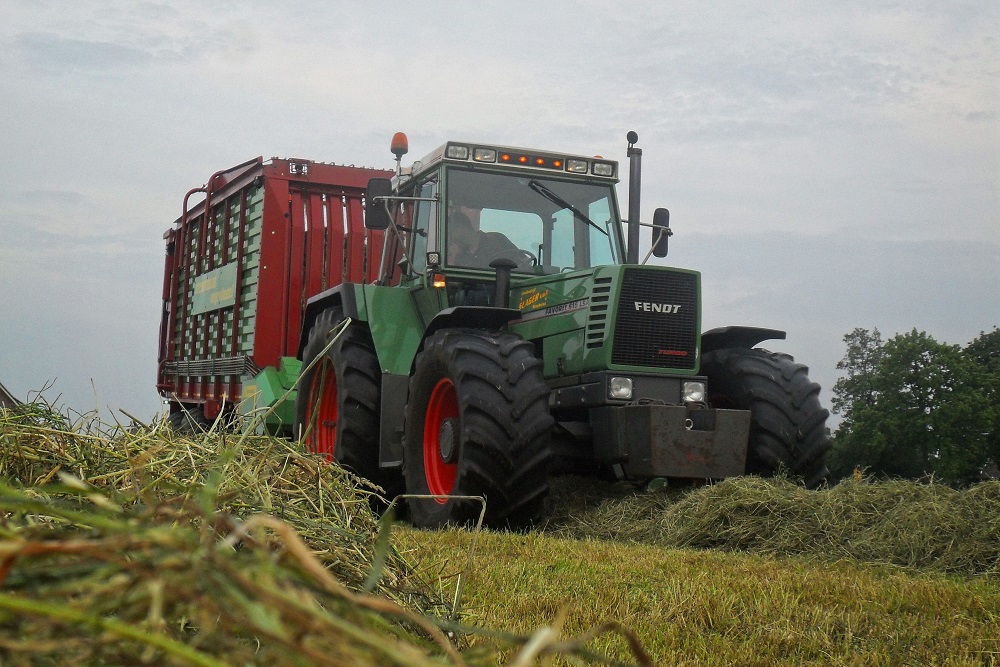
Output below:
[518,287,550,311]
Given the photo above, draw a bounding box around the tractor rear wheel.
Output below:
[403,329,553,528]
[700,347,831,488]
[295,308,401,499]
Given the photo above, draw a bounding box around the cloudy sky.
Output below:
[1,1,997,424]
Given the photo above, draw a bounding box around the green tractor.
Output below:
[294,132,831,527]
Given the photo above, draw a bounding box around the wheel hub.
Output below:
[438,418,459,463]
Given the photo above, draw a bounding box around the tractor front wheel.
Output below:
[700,347,832,488]
[403,329,553,528]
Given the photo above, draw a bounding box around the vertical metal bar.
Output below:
[203,201,219,400]
[279,195,293,360]
[212,195,234,404]
[345,195,366,282]
[626,145,642,265]
[204,204,219,397]
[304,192,326,298]
[255,174,291,371]
[230,187,249,402]
[285,190,306,357]
[325,194,346,287]
[157,229,177,393]
[176,188,205,403]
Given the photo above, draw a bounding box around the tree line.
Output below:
[828,326,1000,485]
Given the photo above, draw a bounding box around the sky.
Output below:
[1,1,997,425]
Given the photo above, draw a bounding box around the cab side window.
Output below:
[411,178,438,273]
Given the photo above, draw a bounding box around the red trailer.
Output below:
[157,157,392,429]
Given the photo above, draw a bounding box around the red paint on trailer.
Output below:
[157,157,392,417]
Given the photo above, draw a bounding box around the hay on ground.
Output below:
[0,402,653,666]
[545,474,1000,576]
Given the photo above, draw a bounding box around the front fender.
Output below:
[701,326,786,354]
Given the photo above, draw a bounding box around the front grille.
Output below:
[611,269,698,370]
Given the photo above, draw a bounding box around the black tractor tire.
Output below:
[403,329,554,529]
[700,347,831,488]
[167,404,211,435]
[294,308,402,499]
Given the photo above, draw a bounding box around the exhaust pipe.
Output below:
[626,130,641,264]
[490,258,518,308]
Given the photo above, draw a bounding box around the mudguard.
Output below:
[701,326,785,354]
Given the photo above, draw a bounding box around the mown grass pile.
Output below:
[0,402,424,603]
[0,403,650,666]
[545,473,1000,576]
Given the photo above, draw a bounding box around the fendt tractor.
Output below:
[157,131,832,527]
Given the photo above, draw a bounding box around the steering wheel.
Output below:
[517,249,538,268]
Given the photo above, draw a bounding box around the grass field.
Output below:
[2,403,998,665]
[398,526,999,666]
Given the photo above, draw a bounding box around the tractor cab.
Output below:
[365,136,628,303]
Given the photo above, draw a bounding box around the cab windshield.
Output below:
[444,168,622,273]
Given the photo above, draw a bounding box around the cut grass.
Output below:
[0,402,653,665]
[397,527,1000,666]
[3,401,999,665]
[542,474,1000,577]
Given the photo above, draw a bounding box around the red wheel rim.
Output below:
[424,378,459,502]
[306,361,338,462]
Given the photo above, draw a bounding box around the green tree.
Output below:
[965,326,1000,369]
[830,328,995,484]
[965,327,1000,472]
[831,327,883,427]
[828,328,883,477]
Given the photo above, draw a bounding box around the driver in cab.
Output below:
[447,211,528,269]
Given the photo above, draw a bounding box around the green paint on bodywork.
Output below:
[351,260,703,383]
[508,264,703,378]
[240,357,302,430]
[363,283,430,375]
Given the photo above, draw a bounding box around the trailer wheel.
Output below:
[700,348,831,488]
[295,308,401,498]
[167,404,210,435]
[403,329,553,528]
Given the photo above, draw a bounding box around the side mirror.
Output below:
[365,178,393,230]
[651,207,671,257]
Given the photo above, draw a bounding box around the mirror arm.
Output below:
[624,218,673,265]
[640,227,675,264]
